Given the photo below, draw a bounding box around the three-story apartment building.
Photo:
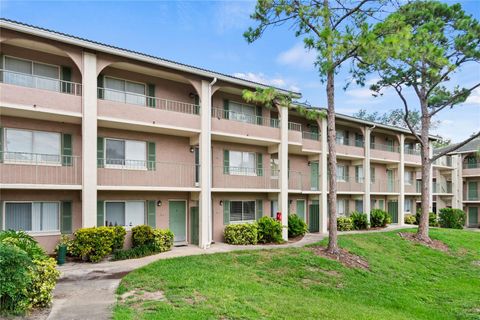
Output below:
[0,19,466,253]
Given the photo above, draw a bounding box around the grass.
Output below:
[113,228,480,319]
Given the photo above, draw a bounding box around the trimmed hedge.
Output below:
[71,227,115,262]
[350,211,369,230]
[131,225,155,247]
[288,214,308,238]
[111,226,127,250]
[438,208,466,229]
[257,216,283,244]
[224,223,258,245]
[337,217,353,231]
[370,209,391,227]
[404,214,416,225]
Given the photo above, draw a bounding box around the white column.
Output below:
[82,52,97,228]
[399,134,405,225]
[364,127,371,221]
[320,117,328,233]
[199,80,212,249]
[428,141,434,212]
[452,155,462,209]
[279,106,289,241]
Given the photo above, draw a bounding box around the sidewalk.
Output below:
[47,225,411,320]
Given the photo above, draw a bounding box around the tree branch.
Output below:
[332,0,370,29]
[392,84,424,146]
[431,131,480,162]
[429,82,480,117]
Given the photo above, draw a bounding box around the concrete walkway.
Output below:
[47,225,411,320]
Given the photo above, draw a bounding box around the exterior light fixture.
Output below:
[220,200,223,206]
[190,146,195,153]
[157,200,162,207]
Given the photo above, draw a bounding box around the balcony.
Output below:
[463,161,480,177]
[211,108,280,142]
[370,142,400,161]
[288,170,304,190]
[432,182,453,194]
[464,189,480,201]
[404,147,421,163]
[434,156,453,168]
[302,131,321,151]
[404,181,419,193]
[370,179,398,193]
[212,166,279,190]
[98,88,201,131]
[288,122,303,144]
[329,175,364,193]
[97,159,198,190]
[0,70,82,114]
[0,152,81,188]
[336,137,365,158]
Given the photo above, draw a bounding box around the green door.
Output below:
[468,207,478,227]
[387,200,398,223]
[311,161,319,191]
[169,201,187,244]
[190,207,199,245]
[387,170,394,192]
[297,200,306,221]
[308,201,319,232]
[468,181,478,200]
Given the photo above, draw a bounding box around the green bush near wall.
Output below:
[350,212,369,230]
[337,217,353,231]
[288,214,308,238]
[370,209,391,227]
[415,209,439,227]
[438,208,466,229]
[257,216,283,244]
[70,227,115,263]
[404,214,416,225]
[224,224,258,245]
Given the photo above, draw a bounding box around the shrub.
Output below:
[415,210,438,227]
[151,229,174,252]
[71,227,115,262]
[257,216,283,244]
[288,214,308,238]
[131,225,155,248]
[224,223,258,245]
[370,209,391,228]
[337,217,353,231]
[0,243,32,314]
[0,230,45,260]
[27,258,59,308]
[404,214,416,225]
[350,211,369,230]
[112,245,156,261]
[55,235,75,256]
[110,226,127,251]
[438,208,466,229]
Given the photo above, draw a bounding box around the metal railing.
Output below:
[404,147,421,155]
[288,122,302,132]
[288,170,303,190]
[211,107,279,127]
[465,188,480,201]
[213,166,279,189]
[370,179,399,193]
[1,69,82,95]
[463,161,480,169]
[335,136,365,147]
[1,152,81,185]
[98,88,200,115]
[302,131,320,141]
[432,182,453,194]
[434,156,453,167]
[371,142,400,153]
[97,159,198,188]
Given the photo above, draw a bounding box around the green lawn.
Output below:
[114,229,480,320]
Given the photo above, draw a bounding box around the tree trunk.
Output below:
[326,70,339,254]
[416,99,432,242]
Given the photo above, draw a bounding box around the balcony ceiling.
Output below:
[110,62,192,85]
[4,40,68,57]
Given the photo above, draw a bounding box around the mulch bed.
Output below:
[398,232,449,252]
[309,246,369,270]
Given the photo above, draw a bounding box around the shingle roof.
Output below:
[435,137,480,155]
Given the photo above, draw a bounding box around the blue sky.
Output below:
[1,0,479,142]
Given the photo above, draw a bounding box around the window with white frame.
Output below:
[4,202,59,232]
[229,200,255,222]
[336,130,346,145]
[104,77,146,105]
[105,201,145,227]
[337,199,347,216]
[337,165,348,182]
[229,151,256,175]
[270,156,279,179]
[404,171,413,185]
[404,199,412,213]
[4,128,61,164]
[105,138,146,169]
[355,166,364,183]
[4,56,60,91]
[228,102,256,124]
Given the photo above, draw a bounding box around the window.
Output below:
[355,166,364,183]
[355,200,363,213]
[386,138,395,152]
[271,200,278,218]
[337,165,348,182]
[105,201,145,227]
[405,199,412,213]
[270,156,279,179]
[404,171,413,185]
[378,199,384,210]
[230,201,255,222]
[4,202,59,233]
[4,128,61,164]
[228,102,256,124]
[105,138,146,168]
[336,130,346,145]
[370,167,376,183]
[337,199,347,216]
[354,133,364,147]
[229,151,256,175]
[4,56,60,91]
[104,77,146,105]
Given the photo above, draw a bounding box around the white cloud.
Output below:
[277,43,316,69]
[233,72,300,92]
[345,87,376,99]
[464,88,480,105]
[215,1,255,34]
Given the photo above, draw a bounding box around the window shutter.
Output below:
[223,99,230,119]
[223,150,230,174]
[345,200,350,215]
[256,153,263,176]
[345,131,350,145]
[345,166,350,181]
[97,74,104,99]
[0,54,3,82]
[61,201,73,234]
[355,166,359,182]
[256,106,262,125]
[147,200,156,228]
[147,142,156,171]
[370,135,375,149]
[371,167,376,183]
[0,127,3,163]
[97,137,104,168]
[61,66,72,93]
[194,95,200,114]
[62,133,73,166]
[223,200,230,225]
[288,159,290,178]
[256,200,263,220]
[147,84,156,107]
[97,200,105,227]
[0,201,3,230]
